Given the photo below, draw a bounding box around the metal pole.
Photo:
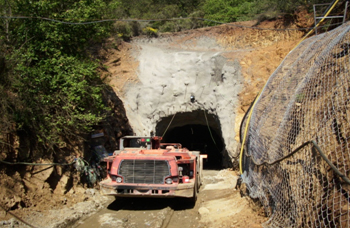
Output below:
[313,4,318,35]
[343,1,348,24]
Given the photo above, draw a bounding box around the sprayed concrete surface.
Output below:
[121,37,242,163]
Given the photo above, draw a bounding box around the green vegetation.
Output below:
[0,0,112,153]
[111,0,333,30]
[201,0,255,23]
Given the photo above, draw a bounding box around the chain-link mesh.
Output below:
[241,21,350,227]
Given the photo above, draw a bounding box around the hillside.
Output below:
[0,14,313,227]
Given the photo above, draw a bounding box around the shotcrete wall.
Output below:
[122,38,242,165]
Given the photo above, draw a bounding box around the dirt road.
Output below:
[73,170,267,228]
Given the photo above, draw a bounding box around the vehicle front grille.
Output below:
[119,160,170,184]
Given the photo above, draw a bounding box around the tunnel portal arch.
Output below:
[155,110,228,169]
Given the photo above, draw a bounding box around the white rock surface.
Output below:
[121,37,242,160]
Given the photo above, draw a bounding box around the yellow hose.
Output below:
[239,91,260,174]
[292,0,340,51]
[239,0,341,175]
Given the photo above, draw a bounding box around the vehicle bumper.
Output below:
[99,178,194,198]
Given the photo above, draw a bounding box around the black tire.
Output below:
[190,176,198,203]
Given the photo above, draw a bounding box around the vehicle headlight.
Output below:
[111,175,123,183]
[165,178,172,184]
[116,177,123,183]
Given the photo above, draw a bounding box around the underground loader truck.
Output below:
[99,136,207,201]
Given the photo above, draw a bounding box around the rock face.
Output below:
[121,38,242,164]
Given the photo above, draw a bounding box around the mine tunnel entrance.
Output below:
[155,110,226,170]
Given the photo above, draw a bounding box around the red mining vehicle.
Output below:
[99,136,207,201]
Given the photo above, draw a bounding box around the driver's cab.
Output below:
[119,136,162,150]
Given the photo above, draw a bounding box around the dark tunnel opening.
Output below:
[155,110,227,170]
[163,124,224,169]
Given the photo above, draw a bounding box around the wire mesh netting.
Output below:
[241,21,350,227]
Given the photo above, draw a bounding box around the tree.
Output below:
[0,0,112,155]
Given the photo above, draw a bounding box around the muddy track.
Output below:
[73,180,202,228]
[73,170,267,228]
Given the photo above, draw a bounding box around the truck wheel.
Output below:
[191,182,197,203]
[191,176,198,203]
[196,172,200,192]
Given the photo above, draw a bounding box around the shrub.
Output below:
[113,21,133,41]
